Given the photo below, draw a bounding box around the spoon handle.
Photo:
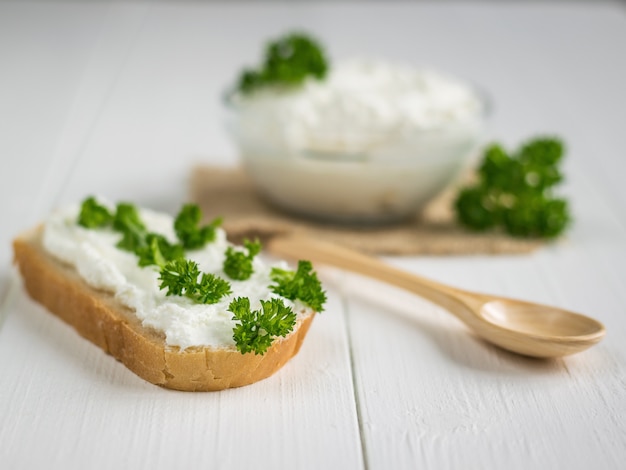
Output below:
[268,235,483,320]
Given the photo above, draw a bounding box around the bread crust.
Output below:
[12,228,314,391]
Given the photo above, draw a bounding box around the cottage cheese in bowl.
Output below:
[227,58,486,223]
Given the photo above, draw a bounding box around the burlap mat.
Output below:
[189,166,544,255]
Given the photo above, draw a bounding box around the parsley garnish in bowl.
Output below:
[235,32,329,94]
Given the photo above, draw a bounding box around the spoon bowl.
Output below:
[477,299,605,357]
[268,235,605,358]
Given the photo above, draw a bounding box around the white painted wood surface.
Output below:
[1,2,626,469]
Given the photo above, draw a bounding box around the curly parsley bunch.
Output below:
[236,32,329,94]
[455,137,571,238]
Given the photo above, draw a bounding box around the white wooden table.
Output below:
[1,2,625,469]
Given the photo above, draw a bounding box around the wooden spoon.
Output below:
[268,236,605,358]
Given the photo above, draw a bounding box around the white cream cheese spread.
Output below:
[42,203,308,350]
[232,58,484,154]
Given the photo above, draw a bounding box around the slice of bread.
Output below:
[13,227,315,391]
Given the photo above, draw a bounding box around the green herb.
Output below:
[174,203,222,250]
[229,297,296,355]
[113,203,149,251]
[78,197,113,228]
[237,32,328,94]
[454,137,571,238]
[223,238,262,281]
[195,273,232,305]
[136,234,185,268]
[159,259,231,305]
[270,260,326,312]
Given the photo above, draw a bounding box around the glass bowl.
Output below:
[224,88,488,225]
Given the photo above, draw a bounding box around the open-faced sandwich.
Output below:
[13,197,326,391]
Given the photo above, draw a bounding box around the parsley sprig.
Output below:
[455,137,571,238]
[223,239,262,281]
[229,297,296,355]
[237,32,328,94]
[78,197,113,228]
[174,204,222,250]
[270,260,327,312]
[136,234,184,268]
[113,203,149,252]
[159,259,232,305]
